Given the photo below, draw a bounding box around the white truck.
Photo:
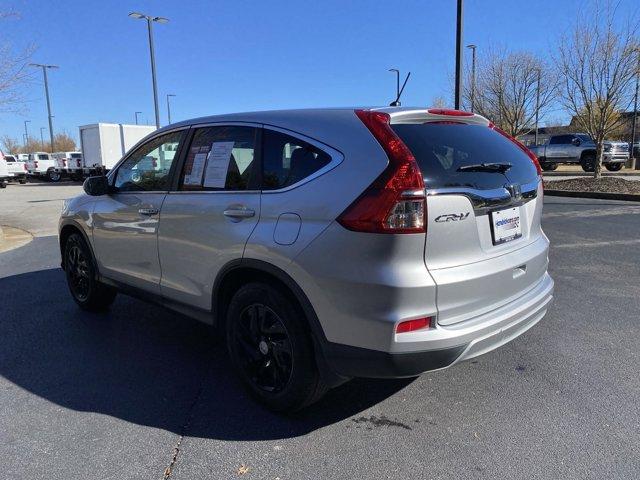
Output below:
[25,152,61,181]
[3,154,28,184]
[53,151,84,181]
[79,123,156,176]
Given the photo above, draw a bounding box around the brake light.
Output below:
[23,163,27,171]
[34,161,38,169]
[152,158,158,168]
[337,110,425,234]
[427,108,474,117]
[62,159,67,167]
[490,124,542,175]
[396,317,432,333]
[77,159,82,168]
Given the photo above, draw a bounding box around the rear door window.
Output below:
[549,135,573,145]
[178,126,258,191]
[390,123,538,190]
[261,129,331,190]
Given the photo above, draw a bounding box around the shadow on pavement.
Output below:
[0,268,413,441]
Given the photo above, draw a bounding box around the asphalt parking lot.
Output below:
[1,182,639,479]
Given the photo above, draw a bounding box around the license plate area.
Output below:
[490,206,522,245]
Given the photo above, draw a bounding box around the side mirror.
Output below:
[571,137,581,146]
[83,175,110,196]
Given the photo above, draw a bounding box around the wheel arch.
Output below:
[59,221,98,277]
[212,259,345,386]
[580,149,597,160]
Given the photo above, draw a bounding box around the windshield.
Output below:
[391,123,538,190]
[576,134,592,143]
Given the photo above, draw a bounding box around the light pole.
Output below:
[29,64,58,152]
[534,68,541,146]
[466,44,476,112]
[135,111,142,125]
[630,49,640,170]
[129,12,169,129]
[454,0,464,109]
[23,120,31,144]
[166,94,176,124]
[40,127,46,147]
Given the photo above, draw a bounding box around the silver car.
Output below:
[59,107,554,411]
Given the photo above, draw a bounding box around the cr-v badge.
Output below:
[434,212,470,222]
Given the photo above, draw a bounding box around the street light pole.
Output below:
[166,94,176,124]
[29,63,58,152]
[135,111,142,125]
[40,127,46,146]
[454,0,464,109]
[466,44,476,112]
[129,12,169,129]
[630,50,640,170]
[23,120,31,144]
[534,68,541,146]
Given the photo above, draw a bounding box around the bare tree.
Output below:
[430,95,449,108]
[463,49,558,138]
[0,10,34,112]
[1,135,22,153]
[53,132,77,151]
[555,2,639,178]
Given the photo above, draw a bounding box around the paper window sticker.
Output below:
[184,152,207,185]
[203,141,235,188]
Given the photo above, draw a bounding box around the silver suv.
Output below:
[59,107,554,411]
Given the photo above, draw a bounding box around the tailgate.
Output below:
[391,120,548,326]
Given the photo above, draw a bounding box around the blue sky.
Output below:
[1,0,638,144]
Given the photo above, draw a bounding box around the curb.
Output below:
[544,190,640,202]
[544,171,640,177]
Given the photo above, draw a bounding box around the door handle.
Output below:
[138,208,159,216]
[223,208,255,219]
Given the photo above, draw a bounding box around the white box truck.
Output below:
[79,123,156,176]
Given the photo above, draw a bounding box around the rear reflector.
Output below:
[337,110,426,234]
[427,108,474,117]
[396,317,432,333]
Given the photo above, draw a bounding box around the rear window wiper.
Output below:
[457,162,512,173]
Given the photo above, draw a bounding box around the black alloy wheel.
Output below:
[231,303,293,393]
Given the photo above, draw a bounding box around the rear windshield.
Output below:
[71,153,82,159]
[38,154,49,160]
[391,123,538,190]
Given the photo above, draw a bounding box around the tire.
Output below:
[225,282,327,412]
[541,163,558,171]
[0,181,6,189]
[63,233,116,312]
[19,178,27,184]
[581,153,596,172]
[47,169,61,182]
[605,163,623,172]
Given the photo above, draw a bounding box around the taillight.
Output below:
[34,161,38,169]
[490,124,542,175]
[337,110,426,234]
[23,163,27,171]
[427,108,474,117]
[62,159,67,167]
[396,317,433,334]
[152,158,158,168]
[77,159,82,168]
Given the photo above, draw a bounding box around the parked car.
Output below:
[529,134,629,172]
[26,152,60,181]
[3,154,28,184]
[53,151,83,181]
[59,107,554,411]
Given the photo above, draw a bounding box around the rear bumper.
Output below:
[323,272,553,378]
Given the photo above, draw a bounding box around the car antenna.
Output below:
[389,71,411,107]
